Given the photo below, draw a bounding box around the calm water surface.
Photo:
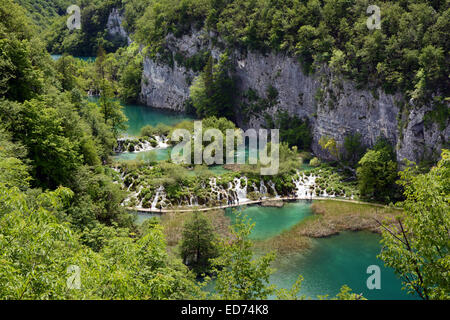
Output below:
[224,202,416,300]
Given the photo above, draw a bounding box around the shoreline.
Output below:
[253,199,402,256]
[126,196,392,214]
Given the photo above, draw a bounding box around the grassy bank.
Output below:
[255,200,401,256]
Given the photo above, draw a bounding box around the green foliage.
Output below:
[343,133,366,166]
[45,0,127,56]
[424,97,450,131]
[0,0,52,101]
[180,212,218,275]
[98,79,128,137]
[66,166,131,229]
[0,129,30,190]
[309,157,320,167]
[0,183,201,299]
[190,53,236,119]
[134,0,208,57]
[319,135,340,160]
[95,46,129,137]
[357,144,398,203]
[0,98,83,188]
[140,123,171,138]
[210,212,276,299]
[265,111,312,150]
[379,150,450,300]
[15,0,73,28]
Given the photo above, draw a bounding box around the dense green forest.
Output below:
[37,0,449,148]
[36,0,450,103]
[131,0,449,102]
[0,0,448,300]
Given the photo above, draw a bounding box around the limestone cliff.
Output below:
[106,8,132,45]
[138,28,448,163]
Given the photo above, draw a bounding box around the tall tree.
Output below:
[356,149,398,202]
[378,150,449,300]
[211,212,276,299]
[180,212,218,275]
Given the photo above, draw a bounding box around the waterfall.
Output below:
[127,182,134,192]
[151,186,164,210]
[137,186,144,208]
[292,171,317,199]
[233,177,248,203]
[155,135,169,149]
[268,180,279,198]
[123,186,143,208]
[259,180,268,198]
[209,178,222,202]
[189,195,198,206]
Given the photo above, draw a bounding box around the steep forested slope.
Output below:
[15,0,73,27]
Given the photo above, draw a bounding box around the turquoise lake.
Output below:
[121,102,195,136]
[225,201,313,240]
[225,202,416,300]
[118,100,415,300]
[86,98,194,161]
[51,54,96,62]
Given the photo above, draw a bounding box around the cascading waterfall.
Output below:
[127,182,134,192]
[233,177,248,203]
[292,170,316,198]
[116,135,170,155]
[137,186,144,208]
[155,135,169,148]
[267,180,279,198]
[189,195,199,206]
[123,186,143,208]
[151,186,164,210]
[259,180,268,198]
[120,162,348,210]
[209,178,229,203]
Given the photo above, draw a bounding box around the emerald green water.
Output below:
[113,148,172,162]
[122,103,194,136]
[271,231,414,300]
[87,97,194,137]
[225,202,313,240]
[51,54,96,62]
[225,202,416,300]
[133,211,161,225]
[208,165,230,175]
[86,98,194,161]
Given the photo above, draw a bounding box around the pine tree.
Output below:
[180,212,218,276]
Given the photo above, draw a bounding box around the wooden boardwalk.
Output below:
[126,196,391,214]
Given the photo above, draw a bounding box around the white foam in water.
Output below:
[151,186,164,210]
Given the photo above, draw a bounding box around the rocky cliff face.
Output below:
[139,28,448,164]
[106,8,132,45]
